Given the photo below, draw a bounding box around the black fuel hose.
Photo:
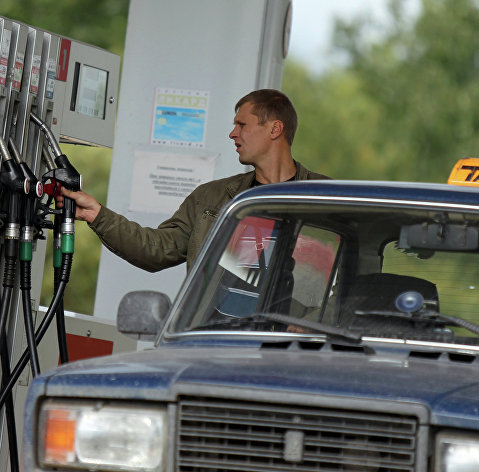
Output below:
[0,219,21,472]
[54,216,69,364]
[0,253,72,410]
[9,137,42,376]
[0,288,19,472]
[0,137,27,472]
[20,262,40,376]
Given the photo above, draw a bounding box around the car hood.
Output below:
[37,340,479,428]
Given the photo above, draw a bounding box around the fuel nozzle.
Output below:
[30,112,82,255]
[0,136,30,293]
[0,137,30,199]
[8,138,43,199]
[0,137,29,242]
[30,112,82,193]
[8,139,43,263]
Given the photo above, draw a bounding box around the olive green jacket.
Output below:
[89,161,329,272]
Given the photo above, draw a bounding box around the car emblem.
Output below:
[283,429,304,463]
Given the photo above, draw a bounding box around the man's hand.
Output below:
[57,187,101,223]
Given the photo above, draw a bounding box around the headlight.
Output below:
[435,431,479,472]
[38,399,167,471]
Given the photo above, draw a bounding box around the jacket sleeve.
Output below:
[89,191,198,272]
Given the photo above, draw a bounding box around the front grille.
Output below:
[177,397,419,472]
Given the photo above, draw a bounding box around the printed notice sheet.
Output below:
[129,151,216,214]
[151,88,209,147]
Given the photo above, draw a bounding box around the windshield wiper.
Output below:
[187,314,274,332]
[260,312,362,343]
[188,312,362,344]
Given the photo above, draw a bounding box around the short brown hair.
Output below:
[235,89,297,146]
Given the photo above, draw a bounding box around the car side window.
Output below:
[289,225,341,319]
[218,216,278,286]
[174,216,342,332]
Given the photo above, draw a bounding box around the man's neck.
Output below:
[254,155,296,184]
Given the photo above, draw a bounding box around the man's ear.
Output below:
[270,120,284,140]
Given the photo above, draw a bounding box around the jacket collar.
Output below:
[294,160,310,179]
[225,170,256,198]
[225,160,308,199]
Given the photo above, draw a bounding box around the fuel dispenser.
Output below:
[0,15,122,471]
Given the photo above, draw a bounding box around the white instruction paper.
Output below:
[129,151,216,214]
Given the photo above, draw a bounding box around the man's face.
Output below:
[229,102,271,166]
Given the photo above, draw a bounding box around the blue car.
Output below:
[23,171,479,472]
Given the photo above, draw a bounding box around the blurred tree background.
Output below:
[2,0,479,314]
[284,0,479,182]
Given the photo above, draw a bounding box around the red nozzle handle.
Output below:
[43,180,62,198]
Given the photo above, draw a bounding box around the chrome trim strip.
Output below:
[165,331,327,341]
[362,337,479,352]
[224,194,479,214]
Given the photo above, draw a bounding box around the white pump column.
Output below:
[94,0,292,318]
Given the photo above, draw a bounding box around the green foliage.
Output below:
[285,0,479,183]
[1,0,129,54]
[284,61,383,179]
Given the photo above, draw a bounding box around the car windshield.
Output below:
[167,201,479,345]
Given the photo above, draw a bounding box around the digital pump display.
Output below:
[71,63,108,120]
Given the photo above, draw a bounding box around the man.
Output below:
[59,89,330,272]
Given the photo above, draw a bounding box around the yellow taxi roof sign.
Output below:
[448,158,479,186]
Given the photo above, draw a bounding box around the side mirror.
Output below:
[117,290,171,341]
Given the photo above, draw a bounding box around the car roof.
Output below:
[233,180,479,207]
